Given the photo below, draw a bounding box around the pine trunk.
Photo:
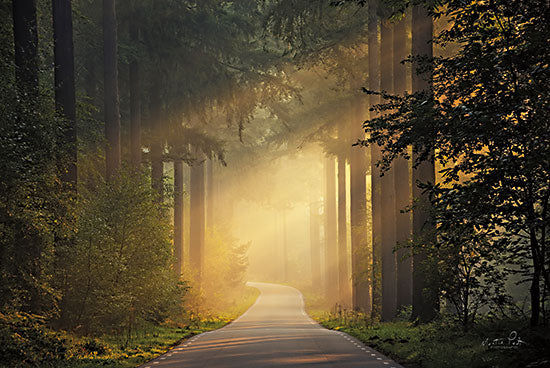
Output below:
[53,0,77,187]
[149,80,163,198]
[103,0,120,179]
[310,201,321,291]
[393,15,413,309]
[369,5,382,320]
[324,157,338,302]
[12,0,38,98]
[190,158,205,286]
[411,4,438,323]
[129,7,141,168]
[174,160,184,277]
[206,159,214,229]
[380,21,397,321]
[337,153,349,304]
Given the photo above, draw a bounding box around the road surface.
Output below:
[140,282,403,367]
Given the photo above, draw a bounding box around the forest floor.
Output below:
[59,286,260,368]
[304,294,549,368]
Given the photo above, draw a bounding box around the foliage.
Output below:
[58,167,185,336]
[0,312,67,368]
[362,0,550,326]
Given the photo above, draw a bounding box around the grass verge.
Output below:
[60,286,260,368]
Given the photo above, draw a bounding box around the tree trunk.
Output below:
[282,209,288,282]
[149,80,163,198]
[174,160,184,277]
[53,0,77,188]
[129,5,141,168]
[411,4,438,323]
[190,157,205,286]
[206,159,214,229]
[350,95,370,313]
[337,153,349,304]
[369,3,381,319]
[380,21,397,322]
[103,0,120,179]
[13,0,38,98]
[324,156,338,303]
[393,14,413,310]
[310,201,321,291]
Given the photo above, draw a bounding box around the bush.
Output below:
[0,312,66,367]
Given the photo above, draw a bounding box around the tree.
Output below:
[12,0,38,98]
[190,155,205,286]
[324,156,338,301]
[103,0,120,179]
[53,0,77,187]
[363,0,550,326]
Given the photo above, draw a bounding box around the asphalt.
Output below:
[139,282,404,367]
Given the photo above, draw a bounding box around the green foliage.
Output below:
[0,312,67,368]
[58,167,185,336]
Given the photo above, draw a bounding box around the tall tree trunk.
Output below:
[103,0,120,179]
[190,157,205,286]
[380,21,397,321]
[337,152,349,304]
[411,4,438,323]
[53,0,77,188]
[310,201,321,291]
[369,3,382,320]
[149,80,163,198]
[282,209,288,282]
[13,0,38,99]
[174,160,184,277]
[129,4,141,168]
[206,159,214,229]
[393,14,413,309]
[350,96,370,313]
[324,156,338,303]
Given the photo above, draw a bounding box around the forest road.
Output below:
[139,282,403,367]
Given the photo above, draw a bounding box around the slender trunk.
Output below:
[206,159,214,229]
[282,209,288,282]
[337,153,349,304]
[129,6,141,168]
[369,3,381,319]
[530,229,541,326]
[380,21,397,321]
[103,0,120,179]
[310,201,321,291]
[324,157,338,302]
[411,4,438,322]
[53,0,77,188]
[13,0,38,98]
[150,80,163,197]
[393,14,413,309]
[190,157,205,286]
[174,160,184,277]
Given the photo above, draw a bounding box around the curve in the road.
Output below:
[140,282,403,367]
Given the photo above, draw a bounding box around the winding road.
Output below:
[140,282,403,367]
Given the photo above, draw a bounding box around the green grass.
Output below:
[305,300,549,368]
[60,286,260,368]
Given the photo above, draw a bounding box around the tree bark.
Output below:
[190,157,205,286]
[369,3,381,319]
[53,0,77,188]
[13,0,38,99]
[149,80,163,198]
[380,21,397,321]
[174,160,184,277]
[411,4,438,323]
[324,156,338,303]
[206,159,214,229]
[103,0,120,179]
[310,201,321,291]
[129,4,141,168]
[393,14,413,310]
[337,153,349,304]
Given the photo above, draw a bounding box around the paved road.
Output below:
[140,282,403,367]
